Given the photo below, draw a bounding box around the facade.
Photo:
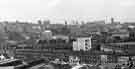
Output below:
[7,38,120,64]
[5,23,24,32]
[100,55,108,63]
[118,56,129,63]
[23,23,41,33]
[69,56,80,65]
[40,30,52,40]
[4,22,42,34]
[52,35,69,43]
[11,39,72,61]
[78,53,101,64]
[73,37,92,51]
[111,31,129,39]
[100,42,135,65]
[74,51,118,64]
[0,23,6,33]
[101,42,135,55]
[100,44,124,53]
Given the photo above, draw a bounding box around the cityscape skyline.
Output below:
[0,0,135,23]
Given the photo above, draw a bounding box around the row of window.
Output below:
[80,56,100,60]
[80,60,98,64]
[109,45,135,49]
[37,39,69,44]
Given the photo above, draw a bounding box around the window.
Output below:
[85,47,89,50]
[85,43,88,46]
[85,39,89,42]
[32,26,41,29]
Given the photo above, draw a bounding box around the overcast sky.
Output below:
[0,0,135,23]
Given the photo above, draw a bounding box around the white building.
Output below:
[69,56,80,65]
[100,55,108,64]
[73,37,92,51]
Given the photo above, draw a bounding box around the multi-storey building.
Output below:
[100,42,135,55]
[40,30,52,40]
[6,37,120,64]
[73,37,92,51]
[100,42,135,65]
[72,51,118,64]
[11,38,72,61]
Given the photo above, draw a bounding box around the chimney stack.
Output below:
[111,18,114,23]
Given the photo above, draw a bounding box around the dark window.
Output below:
[85,43,88,46]
[49,39,56,43]
[85,47,89,50]
[85,40,89,42]
[38,40,47,44]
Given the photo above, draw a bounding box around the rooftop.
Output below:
[109,42,135,45]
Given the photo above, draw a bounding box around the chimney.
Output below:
[65,20,67,25]
[111,18,114,24]
[38,20,42,25]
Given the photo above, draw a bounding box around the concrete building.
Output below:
[52,35,69,42]
[5,22,24,32]
[24,23,41,33]
[40,30,52,40]
[101,42,135,55]
[100,55,108,63]
[100,43,124,53]
[110,30,129,39]
[73,37,92,51]
[69,56,80,65]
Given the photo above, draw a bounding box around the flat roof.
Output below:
[109,42,135,45]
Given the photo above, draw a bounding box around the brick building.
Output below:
[101,42,135,55]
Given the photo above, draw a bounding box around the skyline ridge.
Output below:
[0,0,135,23]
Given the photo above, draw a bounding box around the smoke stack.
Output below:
[111,18,114,23]
[38,20,42,24]
[65,20,67,25]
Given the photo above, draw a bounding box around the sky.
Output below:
[0,0,135,23]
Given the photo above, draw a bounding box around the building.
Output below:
[40,30,52,40]
[100,44,124,53]
[73,37,92,51]
[12,38,73,61]
[77,53,101,64]
[110,30,129,39]
[5,22,24,32]
[23,23,41,33]
[9,37,120,64]
[118,56,129,64]
[52,35,69,42]
[101,42,135,55]
[69,56,80,65]
[0,23,6,33]
[100,55,108,63]
[100,42,135,65]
